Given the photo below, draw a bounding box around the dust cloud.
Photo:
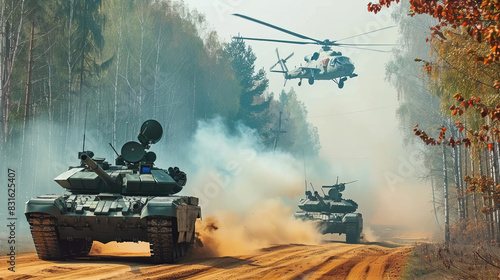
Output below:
[186,118,323,256]
[361,226,379,242]
[194,200,322,257]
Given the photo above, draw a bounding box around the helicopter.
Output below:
[232,14,394,89]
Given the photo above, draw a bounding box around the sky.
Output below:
[178,0,439,236]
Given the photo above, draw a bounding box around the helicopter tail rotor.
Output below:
[270,48,293,86]
[283,51,294,63]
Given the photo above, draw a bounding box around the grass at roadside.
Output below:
[401,242,500,279]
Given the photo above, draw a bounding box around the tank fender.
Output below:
[342,213,362,223]
[25,195,66,217]
[140,197,178,218]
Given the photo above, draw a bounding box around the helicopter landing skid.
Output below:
[332,77,348,89]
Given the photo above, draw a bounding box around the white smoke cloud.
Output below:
[187,118,306,212]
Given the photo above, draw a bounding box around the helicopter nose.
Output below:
[341,63,355,72]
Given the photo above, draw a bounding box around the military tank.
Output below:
[25,120,201,263]
[294,179,363,244]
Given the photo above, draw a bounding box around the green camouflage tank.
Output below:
[25,120,201,263]
[294,180,363,244]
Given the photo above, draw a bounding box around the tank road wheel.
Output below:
[345,223,361,244]
[27,213,67,260]
[147,216,191,263]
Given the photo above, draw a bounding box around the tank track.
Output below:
[346,223,361,244]
[147,216,190,264]
[27,213,65,260]
[27,213,93,260]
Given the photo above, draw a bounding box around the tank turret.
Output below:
[53,120,185,196]
[294,179,363,244]
[25,120,201,263]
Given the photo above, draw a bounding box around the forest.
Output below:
[371,0,500,277]
[0,0,320,197]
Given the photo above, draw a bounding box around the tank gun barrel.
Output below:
[80,153,117,187]
[314,191,330,210]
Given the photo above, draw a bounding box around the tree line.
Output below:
[375,0,500,244]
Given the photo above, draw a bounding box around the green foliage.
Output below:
[222,38,272,132]
[269,88,321,156]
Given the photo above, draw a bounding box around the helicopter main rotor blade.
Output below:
[335,43,395,47]
[232,36,315,45]
[337,45,391,53]
[233,13,322,44]
[336,26,396,42]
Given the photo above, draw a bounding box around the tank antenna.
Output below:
[82,102,88,152]
[320,186,326,196]
[109,142,120,157]
[309,182,316,193]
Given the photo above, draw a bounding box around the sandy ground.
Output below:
[0,241,411,280]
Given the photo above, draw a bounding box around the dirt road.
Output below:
[0,242,411,280]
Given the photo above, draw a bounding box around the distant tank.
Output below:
[294,179,363,244]
[25,120,201,263]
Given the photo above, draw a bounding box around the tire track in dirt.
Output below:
[0,242,411,280]
[302,244,411,280]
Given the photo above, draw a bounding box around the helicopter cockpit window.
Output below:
[334,57,353,65]
[311,52,320,61]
